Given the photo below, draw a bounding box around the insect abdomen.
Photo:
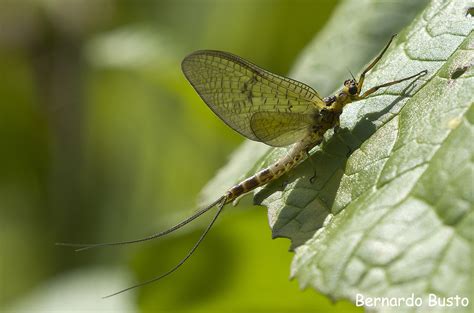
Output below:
[225,169,272,203]
[225,147,308,203]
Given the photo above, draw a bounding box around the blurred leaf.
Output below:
[6,267,136,313]
[85,25,179,70]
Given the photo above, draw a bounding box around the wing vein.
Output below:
[182,50,323,146]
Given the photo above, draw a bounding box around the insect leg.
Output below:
[306,150,317,184]
[359,70,427,99]
[358,34,397,92]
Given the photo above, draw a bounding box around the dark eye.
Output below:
[349,86,357,95]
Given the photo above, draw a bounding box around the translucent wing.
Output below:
[250,112,314,147]
[182,50,324,145]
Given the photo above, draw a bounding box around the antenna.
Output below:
[347,68,356,80]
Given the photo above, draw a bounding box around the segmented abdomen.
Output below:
[224,134,322,203]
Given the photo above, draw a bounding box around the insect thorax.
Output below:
[311,103,341,135]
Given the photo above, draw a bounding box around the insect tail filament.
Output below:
[56,196,226,251]
[102,198,227,298]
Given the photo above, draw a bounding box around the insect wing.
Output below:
[182,50,324,145]
[250,111,315,147]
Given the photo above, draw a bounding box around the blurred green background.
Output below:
[0,0,364,312]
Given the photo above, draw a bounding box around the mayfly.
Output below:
[58,34,426,297]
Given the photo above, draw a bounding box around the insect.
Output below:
[59,34,426,297]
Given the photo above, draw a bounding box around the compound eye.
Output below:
[349,85,357,95]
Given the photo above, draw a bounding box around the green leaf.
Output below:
[200,0,473,310]
[292,34,472,306]
[288,1,473,312]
